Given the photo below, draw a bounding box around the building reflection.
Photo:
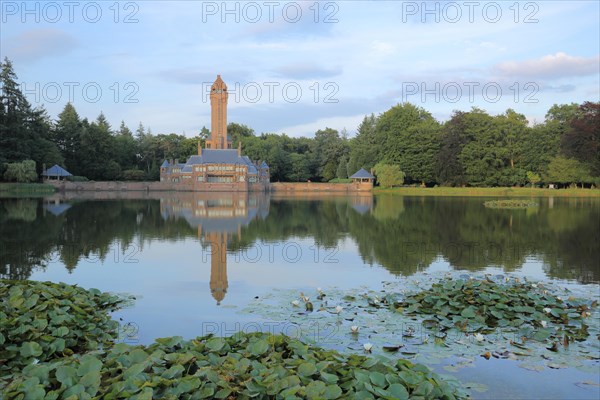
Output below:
[159,192,270,304]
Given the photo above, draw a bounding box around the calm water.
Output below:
[1,192,599,398]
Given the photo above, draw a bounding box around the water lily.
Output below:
[301,295,310,302]
[335,305,343,314]
[317,287,322,293]
[291,300,300,307]
[531,283,538,288]
[474,333,484,342]
[350,326,359,333]
[543,307,551,314]
[541,320,548,328]
[363,342,373,352]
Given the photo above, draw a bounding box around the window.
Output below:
[197,176,204,182]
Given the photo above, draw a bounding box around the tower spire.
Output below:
[208,75,229,149]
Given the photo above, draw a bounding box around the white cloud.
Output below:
[4,29,78,63]
[494,52,600,79]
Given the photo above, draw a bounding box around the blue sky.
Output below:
[2,1,599,137]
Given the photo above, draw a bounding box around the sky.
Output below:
[1,0,599,137]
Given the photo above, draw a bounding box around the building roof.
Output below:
[44,203,72,216]
[350,168,374,179]
[42,164,72,177]
[160,160,170,168]
[260,161,269,169]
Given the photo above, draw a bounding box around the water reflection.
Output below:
[0,193,598,284]
[160,193,270,304]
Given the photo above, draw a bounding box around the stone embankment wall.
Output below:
[47,181,372,193]
[270,182,372,192]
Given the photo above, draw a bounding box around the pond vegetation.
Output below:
[2,280,468,399]
[483,200,538,209]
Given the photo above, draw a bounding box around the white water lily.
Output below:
[541,320,548,328]
[335,305,343,314]
[350,326,359,333]
[531,283,538,288]
[301,296,310,302]
[291,300,300,307]
[317,287,322,293]
[543,307,552,314]
[556,296,563,301]
[474,333,484,342]
[363,343,373,352]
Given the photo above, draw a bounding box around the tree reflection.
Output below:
[0,194,597,283]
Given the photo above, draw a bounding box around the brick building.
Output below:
[160,75,269,191]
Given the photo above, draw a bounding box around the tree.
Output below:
[228,122,254,147]
[0,57,62,177]
[311,128,348,182]
[373,163,405,188]
[526,171,541,188]
[436,111,469,186]
[336,156,348,179]
[545,156,592,187]
[347,114,379,174]
[561,102,600,176]
[289,153,310,182]
[3,160,37,182]
[53,103,83,173]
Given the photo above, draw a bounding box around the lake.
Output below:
[1,192,598,399]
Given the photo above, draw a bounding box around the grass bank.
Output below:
[374,186,600,198]
[0,182,56,197]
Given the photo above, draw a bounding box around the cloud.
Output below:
[493,52,600,79]
[4,29,78,63]
[272,63,342,79]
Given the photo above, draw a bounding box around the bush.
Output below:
[67,175,89,182]
[121,169,146,181]
[3,160,37,183]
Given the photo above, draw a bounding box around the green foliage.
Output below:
[66,175,89,182]
[3,160,38,182]
[373,163,405,188]
[0,280,129,377]
[122,169,146,181]
[545,156,593,186]
[483,200,538,209]
[5,331,467,399]
[336,156,348,179]
[561,102,600,176]
[396,278,595,340]
[0,183,55,195]
[526,171,541,187]
[329,178,352,183]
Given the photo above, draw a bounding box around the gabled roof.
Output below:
[161,160,170,168]
[350,168,374,179]
[44,203,71,216]
[260,161,269,169]
[42,164,72,177]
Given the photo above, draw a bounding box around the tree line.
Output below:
[1,57,598,186]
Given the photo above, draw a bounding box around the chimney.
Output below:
[198,140,202,156]
[237,141,242,156]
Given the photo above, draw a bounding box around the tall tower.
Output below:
[208,75,230,149]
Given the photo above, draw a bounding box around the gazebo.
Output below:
[42,164,72,181]
[350,168,375,184]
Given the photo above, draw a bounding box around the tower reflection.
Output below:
[160,192,270,304]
